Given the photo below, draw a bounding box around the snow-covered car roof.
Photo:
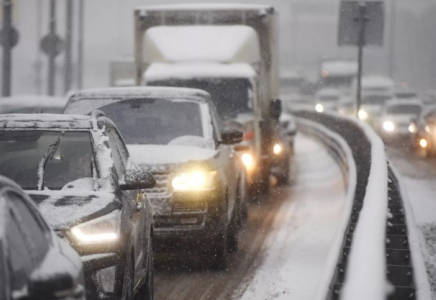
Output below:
[143,25,260,64]
[0,96,67,113]
[385,99,423,108]
[0,113,106,130]
[316,88,341,97]
[137,3,272,13]
[65,87,212,114]
[145,63,257,82]
[362,76,394,88]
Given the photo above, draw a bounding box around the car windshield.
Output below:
[98,99,204,145]
[319,95,339,102]
[386,105,422,115]
[0,131,94,190]
[395,92,417,99]
[362,95,393,105]
[148,78,253,119]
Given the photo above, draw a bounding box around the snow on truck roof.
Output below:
[144,26,260,64]
[0,96,66,109]
[136,3,273,13]
[362,76,395,88]
[145,63,257,81]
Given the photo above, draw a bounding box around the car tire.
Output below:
[277,160,290,186]
[207,224,229,270]
[228,199,240,254]
[136,240,154,300]
[238,177,249,222]
[122,254,135,300]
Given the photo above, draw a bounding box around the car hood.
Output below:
[27,190,119,230]
[127,144,218,166]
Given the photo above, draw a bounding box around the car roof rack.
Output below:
[91,110,106,131]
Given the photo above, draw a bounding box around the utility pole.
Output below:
[388,0,396,79]
[77,0,84,89]
[2,0,13,96]
[64,0,73,93]
[35,0,43,95]
[47,0,56,96]
[355,3,368,116]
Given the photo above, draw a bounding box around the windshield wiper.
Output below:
[37,132,65,191]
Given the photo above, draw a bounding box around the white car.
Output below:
[314,88,341,113]
[378,99,423,138]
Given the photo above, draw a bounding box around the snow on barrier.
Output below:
[294,110,431,300]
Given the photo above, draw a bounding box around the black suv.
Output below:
[0,175,85,300]
[0,113,156,300]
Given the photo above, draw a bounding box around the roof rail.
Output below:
[91,110,106,131]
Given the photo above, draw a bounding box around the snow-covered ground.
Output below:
[237,134,347,299]
[388,145,436,298]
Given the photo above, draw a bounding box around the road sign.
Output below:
[40,33,65,57]
[0,26,18,48]
[338,1,384,47]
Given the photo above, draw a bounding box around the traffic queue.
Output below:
[0,4,296,300]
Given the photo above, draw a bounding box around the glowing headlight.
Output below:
[425,125,431,133]
[241,153,254,170]
[408,123,417,133]
[315,104,324,113]
[358,109,369,121]
[383,121,395,132]
[71,210,121,244]
[273,143,283,155]
[172,171,216,191]
[420,138,428,148]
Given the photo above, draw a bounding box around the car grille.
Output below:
[173,202,207,213]
[146,172,171,195]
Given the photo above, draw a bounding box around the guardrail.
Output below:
[294,110,431,300]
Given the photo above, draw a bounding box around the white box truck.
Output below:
[133,4,292,193]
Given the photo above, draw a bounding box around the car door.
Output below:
[107,128,147,283]
[3,190,52,298]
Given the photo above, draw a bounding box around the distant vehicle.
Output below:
[377,99,423,139]
[134,4,290,194]
[280,70,310,111]
[410,105,436,156]
[314,88,341,113]
[320,60,358,94]
[0,113,155,300]
[0,176,85,300]
[64,87,246,269]
[394,88,419,101]
[0,96,66,114]
[356,76,395,123]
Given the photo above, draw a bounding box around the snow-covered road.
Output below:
[238,134,347,299]
[387,145,436,297]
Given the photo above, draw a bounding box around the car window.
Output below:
[6,204,34,291]
[106,129,125,178]
[8,192,50,263]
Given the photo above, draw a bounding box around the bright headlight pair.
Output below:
[71,209,121,244]
[172,171,216,191]
[383,121,396,132]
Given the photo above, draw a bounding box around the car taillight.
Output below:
[243,130,255,141]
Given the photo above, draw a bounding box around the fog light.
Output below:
[315,104,324,113]
[273,143,283,155]
[383,121,395,132]
[420,139,428,148]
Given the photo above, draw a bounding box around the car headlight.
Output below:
[408,123,417,133]
[425,125,431,133]
[315,104,324,113]
[172,171,216,191]
[241,153,255,171]
[358,109,369,121]
[420,138,428,148]
[71,210,121,244]
[273,143,283,155]
[383,121,395,132]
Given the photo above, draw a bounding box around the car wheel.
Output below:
[228,199,240,254]
[207,224,229,270]
[122,254,134,300]
[136,241,154,300]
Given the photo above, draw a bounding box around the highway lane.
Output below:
[153,134,348,300]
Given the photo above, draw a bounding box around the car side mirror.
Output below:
[221,129,243,145]
[27,272,81,300]
[270,99,282,120]
[121,169,156,190]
